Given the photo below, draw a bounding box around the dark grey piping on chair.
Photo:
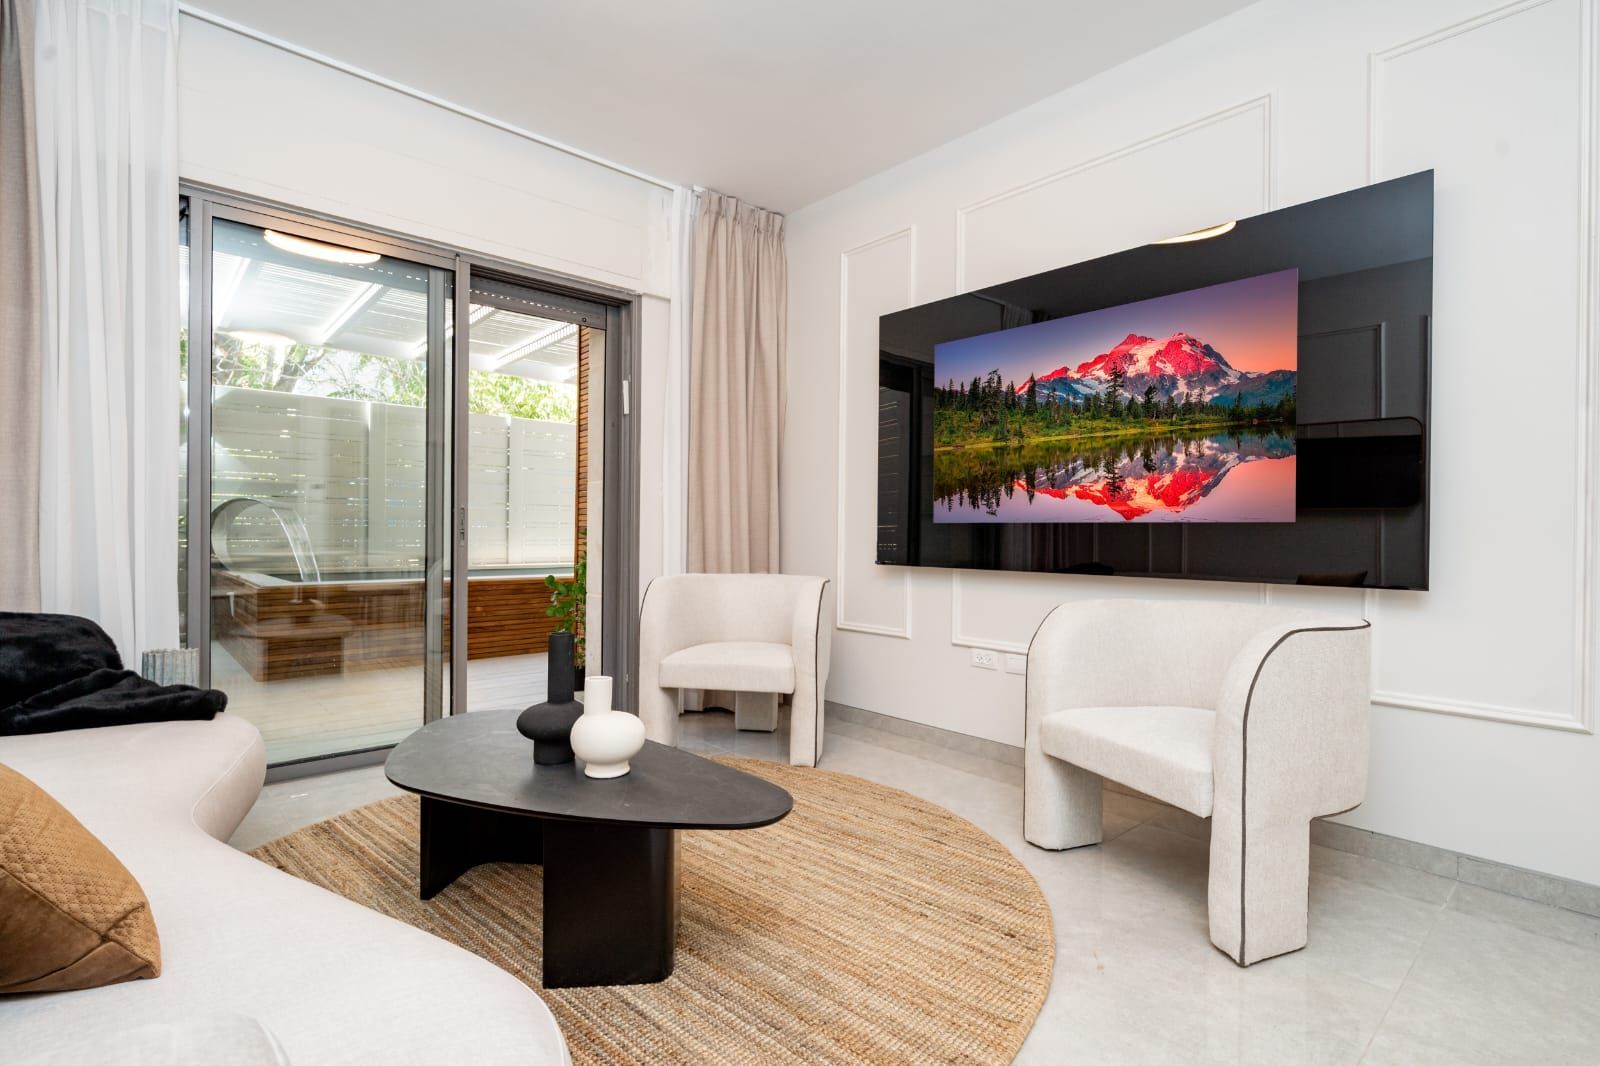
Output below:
[1235,620,1371,966]
[634,577,658,716]
[814,579,829,768]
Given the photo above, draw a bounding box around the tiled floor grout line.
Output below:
[1356,879,1458,1064]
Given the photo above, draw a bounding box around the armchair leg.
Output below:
[1208,816,1312,966]
[1023,755,1104,850]
[734,691,779,732]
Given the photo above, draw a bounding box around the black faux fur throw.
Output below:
[0,612,226,736]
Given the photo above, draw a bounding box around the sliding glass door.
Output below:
[458,276,605,713]
[185,198,458,764]
[181,190,635,769]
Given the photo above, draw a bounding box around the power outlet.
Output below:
[970,648,999,670]
[1004,653,1028,675]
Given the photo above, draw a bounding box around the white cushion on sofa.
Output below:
[1038,704,1216,816]
[658,641,796,693]
[0,718,568,1066]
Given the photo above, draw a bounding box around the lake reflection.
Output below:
[933,429,1296,523]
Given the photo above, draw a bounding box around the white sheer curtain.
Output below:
[34,0,179,659]
[0,0,40,611]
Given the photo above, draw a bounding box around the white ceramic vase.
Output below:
[570,676,645,779]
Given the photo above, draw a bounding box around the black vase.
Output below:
[516,632,583,764]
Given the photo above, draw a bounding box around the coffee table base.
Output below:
[418,796,679,988]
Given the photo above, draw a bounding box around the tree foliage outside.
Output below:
[933,367,1294,450]
[192,331,577,422]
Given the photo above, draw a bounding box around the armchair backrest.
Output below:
[1027,598,1339,711]
[639,573,826,649]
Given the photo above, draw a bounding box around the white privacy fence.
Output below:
[209,387,577,575]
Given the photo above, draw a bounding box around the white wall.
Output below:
[784,0,1600,885]
[176,14,684,627]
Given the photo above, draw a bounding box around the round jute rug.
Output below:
[251,757,1053,1065]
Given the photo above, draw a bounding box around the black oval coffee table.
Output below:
[385,708,792,988]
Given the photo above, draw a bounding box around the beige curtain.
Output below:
[0,0,40,611]
[687,189,786,574]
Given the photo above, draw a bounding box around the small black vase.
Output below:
[516,632,583,765]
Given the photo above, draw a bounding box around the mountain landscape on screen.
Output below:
[931,269,1300,524]
[1024,330,1297,409]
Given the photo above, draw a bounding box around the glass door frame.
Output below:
[183,183,642,768]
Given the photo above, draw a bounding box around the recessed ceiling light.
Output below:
[1153,220,1237,245]
[264,229,380,265]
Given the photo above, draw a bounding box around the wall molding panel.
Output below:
[835,227,917,639]
[1367,0,1597,733]
[949,571,1031,654]
[953,95,1273,292]
[1366,0,1569,185]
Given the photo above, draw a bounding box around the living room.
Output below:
[2,1,1598,1063]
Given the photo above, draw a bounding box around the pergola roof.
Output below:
[206,222,578,385]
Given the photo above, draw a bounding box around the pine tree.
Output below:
[1104,366,1125,419]
[1142,384,1158,420]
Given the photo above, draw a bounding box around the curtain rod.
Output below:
[177,4,681,194]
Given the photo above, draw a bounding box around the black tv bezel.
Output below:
[874,171,1433,592]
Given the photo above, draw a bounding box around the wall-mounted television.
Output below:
[877,171,1431,589]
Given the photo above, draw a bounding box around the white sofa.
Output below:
[0,717,568,1064]
[638,574,831,766]
[1023,599,1371,966]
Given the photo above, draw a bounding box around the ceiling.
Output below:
[186,0,1256,213]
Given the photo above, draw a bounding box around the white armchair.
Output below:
[1024,598,1371,966]
[638,574,831,767]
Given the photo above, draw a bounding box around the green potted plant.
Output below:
[544,539,586,691]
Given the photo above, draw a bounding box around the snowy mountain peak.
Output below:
[1018,330,1279,405]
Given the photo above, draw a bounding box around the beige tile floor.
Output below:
[229,710,1600,1065]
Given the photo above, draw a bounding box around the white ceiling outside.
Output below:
[182,0,1257,213]
[201,227,579,384]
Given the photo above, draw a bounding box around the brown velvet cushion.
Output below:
[0,764,161,993]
